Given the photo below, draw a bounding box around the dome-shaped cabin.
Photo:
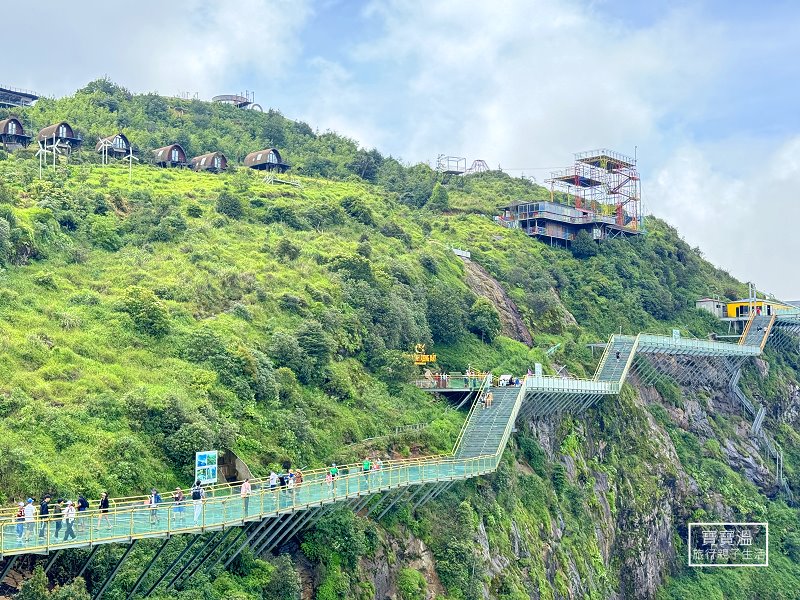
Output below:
[244,148,289,173]
[191,151,228,173]
[96,133,132,158]
[153,143,188,168]
[38,122,82,149]
[0,117,31,149]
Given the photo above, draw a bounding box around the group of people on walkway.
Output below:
[6,458,396,546]
[9,495,91,544]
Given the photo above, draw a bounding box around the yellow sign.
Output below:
[411,344,436,366]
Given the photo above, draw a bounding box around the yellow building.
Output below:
[723,299,794,319]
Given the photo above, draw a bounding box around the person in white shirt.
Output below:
[23,499,35,542]
[63,501,77,541]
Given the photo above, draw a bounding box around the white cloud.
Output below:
[651,139,800,299]
[4,0,312,97]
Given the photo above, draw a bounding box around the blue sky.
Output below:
[5,0,800,297]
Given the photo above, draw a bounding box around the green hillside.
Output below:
[1,81,799,600]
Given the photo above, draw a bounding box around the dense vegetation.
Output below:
[1,81,798,599]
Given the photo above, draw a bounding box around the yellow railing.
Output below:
[452,373,490,455]
[739,312,757,345]
[761,315,777,351]
[592,333,615,380]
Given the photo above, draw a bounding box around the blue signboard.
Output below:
[195,450,218,485]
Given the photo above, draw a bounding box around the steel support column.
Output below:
[143,535,201,597]
[77,546,100,579]
[92,540,138,600]
[127,537,172,600]
[258,506,323,556]
[203,522,257,575]
[376,487,411,520]
[167,532,220,590]
[224,517,277,568]
[43,549,62,575]
[0,556,18,584]
[232,516,285,566]
[251,512,303,557]
[176,527,236,589]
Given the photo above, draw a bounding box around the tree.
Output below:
[469,297,502,343]
[426,181,449,212]
[18,566,49,600]
[427,284,466,344]
[571,229,598,258]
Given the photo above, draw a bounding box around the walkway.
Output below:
[1,312,796,561]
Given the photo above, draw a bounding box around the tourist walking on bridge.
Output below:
[98,491,112,530]
[240,478,252,516]
[52,499,63,540]
[14,502,24,542]
[63,501,76,541]
[191,480,205,526]
[173,488,185,525]
[77,495,89,534]
[23,498,35,542]
[38,495,51,539]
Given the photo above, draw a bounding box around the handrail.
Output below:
[739,312,757,345]
[452,373,490,455]
[0,444,510,558]
[592,333,615,380]
[761,315,777,351]
[618,334,641,386]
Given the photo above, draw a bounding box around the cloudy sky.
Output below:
[5,0,799,297]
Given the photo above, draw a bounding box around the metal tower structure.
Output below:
[547,149,641,231]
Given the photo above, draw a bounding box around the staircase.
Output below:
[455,386,524,458]
[595,335,638,384]
[740,314,775,349]
[751,405,766,436]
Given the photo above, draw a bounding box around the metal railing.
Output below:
[0,445,508,558]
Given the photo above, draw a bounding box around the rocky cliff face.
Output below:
[293,356,791,600]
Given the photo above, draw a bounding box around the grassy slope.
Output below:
[2,85,799,599]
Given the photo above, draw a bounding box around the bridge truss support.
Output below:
[144,535,200,597]
[167,531,222,590]
[92,539,138,600]
[126,537,171,599]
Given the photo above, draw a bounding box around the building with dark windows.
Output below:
[153,143,188,168]
[244,148,289,173]
[0,117,32,149]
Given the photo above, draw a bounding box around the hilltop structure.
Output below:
[0,85,38,109]
[496,148,642,245]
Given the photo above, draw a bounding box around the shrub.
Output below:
[88,215,122,251]
[276,237,301,260]
[33,271,57,290]
[468,297,502,343]
[571,229,598,258]
[397,568,427,600]
[341,195,374,225]
[426,181,449,212]
[119,286,170,337]
[216,190,243,219]
[186,203,203,218]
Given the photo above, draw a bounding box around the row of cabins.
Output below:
[0,118,289,173]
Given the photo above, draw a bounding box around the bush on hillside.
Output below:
[469,297,502,343]
[119,286,170,337]
[216,190,244,219]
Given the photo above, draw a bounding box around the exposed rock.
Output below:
[460,257,534,346]
[755,358,769,378]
